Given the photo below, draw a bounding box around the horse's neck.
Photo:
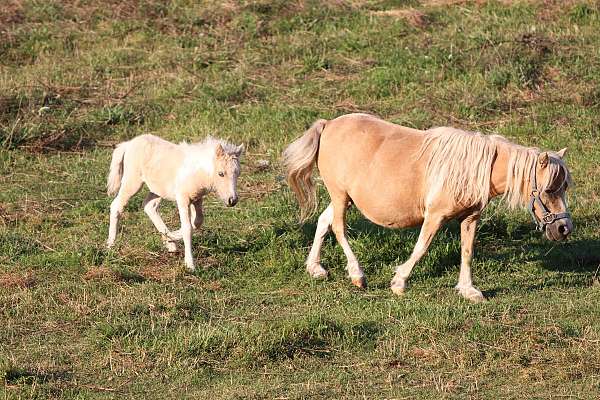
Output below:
[489,144,510,198]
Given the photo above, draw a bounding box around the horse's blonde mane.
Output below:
[420,127,571,209]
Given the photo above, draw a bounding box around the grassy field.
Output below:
[2,0,600,398]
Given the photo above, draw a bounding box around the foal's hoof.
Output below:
[351,276,367,289]
[185,264,196,273]
[306,263,328,279]
[456,286,486,303]
[390,286,405,296]
[166,242,177,253]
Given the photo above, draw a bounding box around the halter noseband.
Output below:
[527,163,570,231]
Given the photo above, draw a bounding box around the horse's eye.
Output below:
[218,172,225,177]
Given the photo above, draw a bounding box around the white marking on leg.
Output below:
[306,204,333,278]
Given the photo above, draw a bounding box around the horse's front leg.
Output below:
[390,213,444,295]
[176,195,195,272]
[455,213,485,303]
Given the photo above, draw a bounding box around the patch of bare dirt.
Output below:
[370,9,429,28]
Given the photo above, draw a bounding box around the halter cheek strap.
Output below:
[528,164,570,231]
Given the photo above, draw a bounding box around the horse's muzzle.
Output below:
[545,218,573,241]
[227,196,238,207]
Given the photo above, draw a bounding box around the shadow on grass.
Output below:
[292,208,600,287]
[4,367,73,385]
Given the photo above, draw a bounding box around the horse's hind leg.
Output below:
[330,194,366,288]
[306,203,333,278]
[143,192,177,253]
[455,213,485,303]
[107,174,143,248]
[390,212,444,295]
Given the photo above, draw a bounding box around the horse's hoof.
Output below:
[456,286,486,303]
[351,276,367,289]
[306,263,328,279]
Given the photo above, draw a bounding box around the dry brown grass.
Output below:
[0,272,36,288]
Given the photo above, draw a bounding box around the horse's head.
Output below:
[213,143,244,207]
[529,148,573,241]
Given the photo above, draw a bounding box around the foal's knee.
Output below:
[110,199,124,215]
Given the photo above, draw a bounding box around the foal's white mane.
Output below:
[179,136,239,174]
[420,127,571,208]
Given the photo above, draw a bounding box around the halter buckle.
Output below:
[542,213,556,224]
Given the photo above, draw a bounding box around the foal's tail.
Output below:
[282,119,328,222]
[107,141,129,196]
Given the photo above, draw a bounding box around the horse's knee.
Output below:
[331,224,345,239]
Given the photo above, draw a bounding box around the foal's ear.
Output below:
[538,152,549,168]
[556,147,567,159]
[234,144,245,157]
[215,144,225,158]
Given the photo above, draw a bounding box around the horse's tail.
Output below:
[282,119,328,222]
[107,141,129,196]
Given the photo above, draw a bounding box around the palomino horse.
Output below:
[283,113,572,302]
[106,134,243,271]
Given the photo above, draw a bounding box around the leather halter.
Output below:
[527,163,570,231]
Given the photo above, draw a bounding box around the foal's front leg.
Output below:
[176,195,195,271]
[166,198,203,241]
[455,214,485,303]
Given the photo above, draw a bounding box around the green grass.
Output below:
[2,0,600,398]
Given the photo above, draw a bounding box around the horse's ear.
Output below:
[538,152,549,168]
[234,144,245,157]
[556,147,567,159]
[215,144,225,158]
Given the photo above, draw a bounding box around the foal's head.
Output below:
[213,143,244,207]
[530,148,573,241]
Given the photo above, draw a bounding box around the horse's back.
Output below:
[317,114,428,227]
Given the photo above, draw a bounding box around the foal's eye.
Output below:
[218,172,225,177]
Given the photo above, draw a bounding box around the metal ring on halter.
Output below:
[528,163,570,231]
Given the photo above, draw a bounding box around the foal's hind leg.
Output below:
[143,192,177,253]
[306,203,333,278]
[390,212,444,295]
[107,175,143,248]
[455,213,485,303]
[330,194,366,288]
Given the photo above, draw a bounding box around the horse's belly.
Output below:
[352,196,424,229]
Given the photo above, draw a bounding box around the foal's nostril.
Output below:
[228,197,238,207]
